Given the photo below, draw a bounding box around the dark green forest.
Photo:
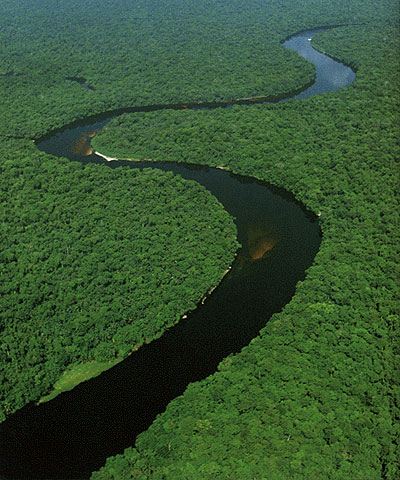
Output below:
[93,24,400,480]
[0,0,395,140]
[0,138,238,416]
[0,0,399,479]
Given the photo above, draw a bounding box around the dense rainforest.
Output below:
[0,0,398,479]
[0,140,238,412]
[0,0,394,140]
[92,23,400,480]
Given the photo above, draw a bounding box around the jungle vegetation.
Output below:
[92,24,399,480]
[0,0,394,140]
[0,0,398,479]
[0,139,238,416]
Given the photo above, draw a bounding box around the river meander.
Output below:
[0,29,355,479]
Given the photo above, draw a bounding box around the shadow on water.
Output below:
[0,28,355,479]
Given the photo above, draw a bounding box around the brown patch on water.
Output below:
[247,225,277,261]
[71,131,97,156]
[239,225,277,266]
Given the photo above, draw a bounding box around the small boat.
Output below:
[308,37,312,41]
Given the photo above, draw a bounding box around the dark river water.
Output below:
[0,29,355,479]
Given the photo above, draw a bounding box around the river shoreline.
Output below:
[0,26,355,480]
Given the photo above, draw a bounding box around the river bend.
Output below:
[0,28,355,479]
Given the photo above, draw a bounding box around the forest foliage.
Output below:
[0,0,398,479]
[92,24,399,480]
[0,0,396,138]
[0,140,237,418]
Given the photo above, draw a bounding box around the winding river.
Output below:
[0,29,355,479]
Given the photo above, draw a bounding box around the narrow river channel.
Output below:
[0,29,355,479]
